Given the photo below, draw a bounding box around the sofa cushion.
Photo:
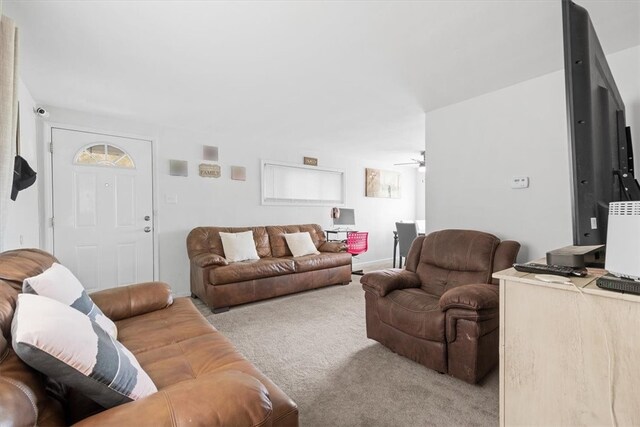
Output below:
[114,297,298,425]
[376,288,445,342]
[416,230,499,296]
[284,232,320,257]
[209,258,295,285]
[12,294,157,408]
[187,227,272,259]
[291,252,352,273]
[267,224,326,257]
[23,263,117,338]
[219,231,260,262]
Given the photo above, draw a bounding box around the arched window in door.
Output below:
[73,143,135,168]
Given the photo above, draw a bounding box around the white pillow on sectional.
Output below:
[23,263,118,339]
[219,230,260,262]
[284,232,320,257]
[12,294,157,408]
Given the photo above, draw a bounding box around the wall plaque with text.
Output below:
[199,163,221,178]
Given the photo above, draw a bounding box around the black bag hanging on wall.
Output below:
[11,106,36,201]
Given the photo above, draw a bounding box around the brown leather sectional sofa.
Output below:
[0,249,298,426]
[187,224,352,313]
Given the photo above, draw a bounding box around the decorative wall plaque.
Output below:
[303,156,318,166]
[231,166,246,181]
[169,160,188,177]
[203,145,219,161]
[199,163,221,178]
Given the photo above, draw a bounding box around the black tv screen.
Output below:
[562,0,640,245]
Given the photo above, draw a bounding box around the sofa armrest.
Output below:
[361,269,421,297]
[72,371,272,427]
[90,282,173,321]
[318,241,347,253]
[191,252,229,268]
[439,284,499,312]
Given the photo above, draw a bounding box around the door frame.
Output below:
[41,122,159,281]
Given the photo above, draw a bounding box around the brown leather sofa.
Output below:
[0,249,298,426]
[361,229,520,384]
[187,224,352,313]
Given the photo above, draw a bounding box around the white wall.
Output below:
[424,45,640,262]
[415,169,425,220]
[608,45,640,171]
[3,79,39,250]
[36,107,417,295]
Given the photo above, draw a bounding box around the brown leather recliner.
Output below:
[361,229,520,384]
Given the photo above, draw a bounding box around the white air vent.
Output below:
[609,201,640,216]
[606,201,640,280]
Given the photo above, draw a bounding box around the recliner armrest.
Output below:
[439,284,499,312]
[361,269,421,297]
[90,282,173,321]
[318,241,347,253]
[72,371,273,427]
[191,253,229,268]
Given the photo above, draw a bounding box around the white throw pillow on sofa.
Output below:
[12,294,157,408]
[23,263,118,339]
[284,232,320,257]
[219,231,260,262]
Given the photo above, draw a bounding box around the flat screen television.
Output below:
[333,208,355,227]
[562,0,640,245]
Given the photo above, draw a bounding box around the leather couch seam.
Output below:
[161,391,178,426]
[272,406,298,423]
[0,346,10,363]
[253,406,273,427]
[176,339,198,380]
[416,262,493,274]
[126,285,133,319]
[386,292,440,314]
[0,377,38,426]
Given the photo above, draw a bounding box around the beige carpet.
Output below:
[194,277,498,427]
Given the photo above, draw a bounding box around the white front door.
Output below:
[51,128,154,292]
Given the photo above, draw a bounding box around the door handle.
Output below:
[144,215,151,221]
[144,226,152,233]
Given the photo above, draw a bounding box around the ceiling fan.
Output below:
[395,151,425,169]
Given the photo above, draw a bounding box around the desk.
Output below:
[326,229,356,242]
[493,266,640,426]
[392,231,424,268]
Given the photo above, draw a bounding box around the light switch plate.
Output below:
[165,194,178,204]
[511,176,529,189]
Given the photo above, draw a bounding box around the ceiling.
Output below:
[3,0,640,156]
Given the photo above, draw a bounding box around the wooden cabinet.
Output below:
[494,267,640,426]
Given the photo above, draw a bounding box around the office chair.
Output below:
[346,231,369,275]
[395,222,418,269]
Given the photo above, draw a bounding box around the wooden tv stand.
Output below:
[493,265,640,426]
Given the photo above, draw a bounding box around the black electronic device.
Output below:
[546,245,605,268]
[513,263,588,278]
[562,0,640,246]
[596,273,640,295]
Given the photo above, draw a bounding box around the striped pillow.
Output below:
[12,294,157,408]
[23,263,117,338]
